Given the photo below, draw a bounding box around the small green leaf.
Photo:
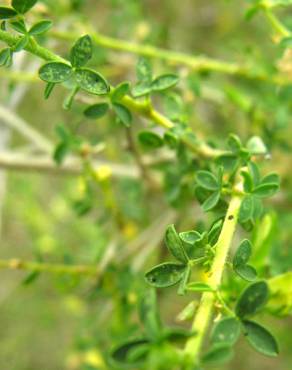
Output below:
[235,264,257,282]
[151,74,179,91]
[243,320,279,357]
[235,281,269,318]
[248,162,261,187]
[0,7,18,19]
[139,289,161,341]
[29,20,52,35]
[260,173,280,186]
[162,327,193,342]
[212,317,241,345]
[53,142,68,165]
[74,68,110,95]
[112,102,132,127]
[138,131,163,149]
[247,136,268,155]
[12,0,38,14]
[208,219,223,246]
[239,195,254,223]
[39,62,72,83]
[110,338,150,366]
[227,134,242,152]
[186,282,214,292]
[145,262,186,288]
[233,239,252,267]
[132,81,152,97]
[136,57,152,82]
[202,344,233,365]
[13,35,29,52]
[111,81,130,102]
[179,230,201,245]
[84,103,109,119]
[202,190,220,212]
[70,35,92,68]
[165,224,188,263]
[10,19,27,34]
[252,183,279,198]
[196,171,219,191]
[241,169,253,193]
[0,47,13,67]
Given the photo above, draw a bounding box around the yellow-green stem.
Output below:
[50,29,288,84]
[183,192,242,368]
[263,8,290,37]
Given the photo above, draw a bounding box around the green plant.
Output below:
[0,1,291,369]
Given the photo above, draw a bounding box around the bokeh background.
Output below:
[0,0,291,369]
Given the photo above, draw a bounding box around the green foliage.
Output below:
[0,1,289,369]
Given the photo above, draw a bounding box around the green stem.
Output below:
[183,192,242,368]
[0,258,99,276]
[51,29,286,84]
[263,8,290,37]
[0,30,68,63]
